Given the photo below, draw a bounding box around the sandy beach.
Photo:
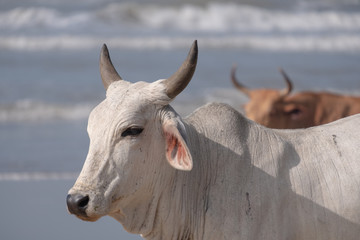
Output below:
[0,179,142,240]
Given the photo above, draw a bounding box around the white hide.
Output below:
[68,80,360,240]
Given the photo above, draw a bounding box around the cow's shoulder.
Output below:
[184,102,250,137]
[187,102,245,122]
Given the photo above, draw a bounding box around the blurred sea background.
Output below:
[1,0,360,239]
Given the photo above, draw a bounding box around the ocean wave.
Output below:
[1,35,360,52]
[0,172,78,181]
[98,2,360,32]
[0,7,91,30]
[0,3,360,33]
[0,99,93,123]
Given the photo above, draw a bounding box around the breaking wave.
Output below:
[0,7,90,30]
[1,2,359,52]
[0,99,93,123]
[1,3,360,33]
[0,172,78,181]
[1,35,360,52]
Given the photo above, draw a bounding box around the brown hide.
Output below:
[283,92,360,128]
[232,66,360,129]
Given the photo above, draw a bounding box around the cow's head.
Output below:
[67,41,197,230]
[231,66,312,129]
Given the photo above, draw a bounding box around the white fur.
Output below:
[69,79,360,240]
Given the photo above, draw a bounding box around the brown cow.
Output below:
[231,65,360,129]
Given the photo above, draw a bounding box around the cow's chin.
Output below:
[75,214,102,222]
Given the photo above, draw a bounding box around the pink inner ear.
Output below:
[165,131,190,167]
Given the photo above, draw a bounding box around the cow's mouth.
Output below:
[76,214,101,222]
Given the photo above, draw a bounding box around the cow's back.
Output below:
[274,114,360,239]
[314,92,360,125]
[184,104,360,240]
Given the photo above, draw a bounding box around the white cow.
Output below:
[67,41,360,240]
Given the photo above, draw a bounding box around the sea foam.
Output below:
[1,3,359,52]
[1,35,360,52]
[0,99,93,123]
[1,3,360,33]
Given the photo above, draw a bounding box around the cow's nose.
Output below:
[66,194,89,216]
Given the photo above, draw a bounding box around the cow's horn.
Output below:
[278,68,293,97]
[231,64,251,97]
[100,44,123,90]
[164,40,198,99]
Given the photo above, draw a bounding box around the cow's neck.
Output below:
[142,123,211,240]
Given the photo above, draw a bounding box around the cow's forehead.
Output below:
[106,79,170,105]
[87,79,171,131]
[250,89,282,99]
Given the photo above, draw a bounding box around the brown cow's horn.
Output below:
[231,64,251,97]
[164,40,198,99]
[279,68,293,97]
[100,44,123,90]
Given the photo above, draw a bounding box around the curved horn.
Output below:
[231,64,251,97]
[278,68,293,97]
[100,44,122,90]
[163,40,198,99]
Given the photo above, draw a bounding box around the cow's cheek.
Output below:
[79,162,122,218]
[101,150,144,206]
[103,134,161,211]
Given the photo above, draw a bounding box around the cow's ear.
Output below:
[162,118,193,171]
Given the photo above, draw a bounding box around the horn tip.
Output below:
[278,67,285,74]
[99,43,123,90]
[164,40,198,99]
[231,64,237,81]
[101,44,109,56]
[190,40,198,60]
[231,63,237,73]
[278,67,293,96]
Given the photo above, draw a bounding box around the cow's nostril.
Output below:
[67,194,89,217]
[78,195,89,208]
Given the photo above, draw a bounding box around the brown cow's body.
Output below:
[231,66,360,129]
[285,91,360,128]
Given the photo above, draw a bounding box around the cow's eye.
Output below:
[121,127,143,137]
[288,108,301,115]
